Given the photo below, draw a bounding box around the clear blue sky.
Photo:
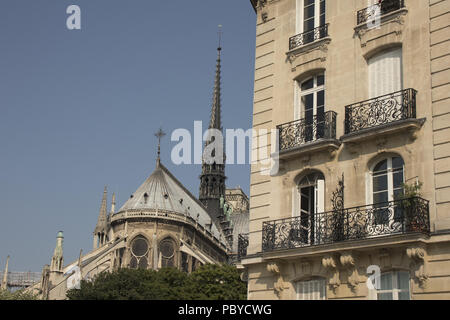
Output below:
[0,1,256,271]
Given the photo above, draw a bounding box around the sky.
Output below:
[0,1,256,272]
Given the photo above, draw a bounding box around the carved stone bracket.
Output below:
[406,246,429,287]
[340,251,360,290]
[322,255,340,291]
[267,262,284,298]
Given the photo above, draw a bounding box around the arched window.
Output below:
[159,238,176,268]
[129,236,149,269]
[370,156,405,229]
[293,171,325,245]
[296,277,326,300]
[295,74,325,142]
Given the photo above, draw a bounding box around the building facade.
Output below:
[243,0,450,299]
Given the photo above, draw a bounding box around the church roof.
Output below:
[117,162,228,246]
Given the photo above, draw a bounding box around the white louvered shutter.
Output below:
[369,48,403,98]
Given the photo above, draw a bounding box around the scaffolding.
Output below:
[1,271,41,289]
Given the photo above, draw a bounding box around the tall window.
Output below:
[368,47,403,98]
[159,238,176,268]
[377,271,410,300]
[295,74,325,142]
[371,156,404,226]
[293,172,325,245]
[296,0,326,38]
[296,278,326,300]
[129,236,149,269]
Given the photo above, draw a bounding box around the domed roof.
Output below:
[117,162,227,245]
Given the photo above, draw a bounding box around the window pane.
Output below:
[373,174,388,192]
[320,0,325,14]
[373,191,388,204]
[397,272,410,290]
[304,6,315,19]
[317,75,325,86]
[392,157,404,169]
[393,171,404,188]
[380,273,393,290]
[374,160,388,172]
[301,78,314,90]
[304,19,315,32]
[304,0,315,6]
[378,292,393,300]
[317,90,324,107]
[303,94,314,111]
[398,291,410,300]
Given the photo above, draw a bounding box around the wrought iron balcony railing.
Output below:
[344,88,417,135]
[237,233,249,260]
[277,111,337,152]
[357,0,405,25]
[262,197,429,252]
[289,24,329,50]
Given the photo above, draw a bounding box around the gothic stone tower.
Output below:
[199,45,226,224]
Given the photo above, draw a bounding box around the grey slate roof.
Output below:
[117,162,228,246]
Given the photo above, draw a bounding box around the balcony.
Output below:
[276,111,340,160]
[289,24,329,51]
[342,89,424,143]
[357,0,405,25]
[262,197,430,253]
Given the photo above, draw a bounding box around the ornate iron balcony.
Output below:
[277,111,337,152]
[344,88,417,135]
[357,0,405,25]
[289,24,329,50]
[262,197,429,252]
[237,233,249,260]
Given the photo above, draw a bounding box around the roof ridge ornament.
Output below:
[155,127,166,167]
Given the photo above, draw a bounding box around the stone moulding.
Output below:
[286,38,331,66]
[354,8,408,48]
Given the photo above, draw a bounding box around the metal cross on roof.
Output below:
[155,127,166,164]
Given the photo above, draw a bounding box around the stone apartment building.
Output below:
[241,0,450,299]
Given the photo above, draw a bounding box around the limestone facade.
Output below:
[244,0,450,300]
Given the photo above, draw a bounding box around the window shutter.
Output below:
[293,187,300,217]
[316,179,325,213]
[369,48,403,98]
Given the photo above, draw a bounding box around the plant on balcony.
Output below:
[394,181,423,232]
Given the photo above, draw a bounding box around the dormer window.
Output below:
[143,193,149,204]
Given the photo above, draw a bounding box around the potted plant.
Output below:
[394,181,423,232]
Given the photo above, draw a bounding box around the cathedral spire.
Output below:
[208,30,223,131]
[199,28,227,224]
[93,186,108,249]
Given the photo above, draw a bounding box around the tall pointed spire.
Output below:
[199,26,227,225]
[208,26,223,131]
[93,186,108,249]
[1,255,10,290]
